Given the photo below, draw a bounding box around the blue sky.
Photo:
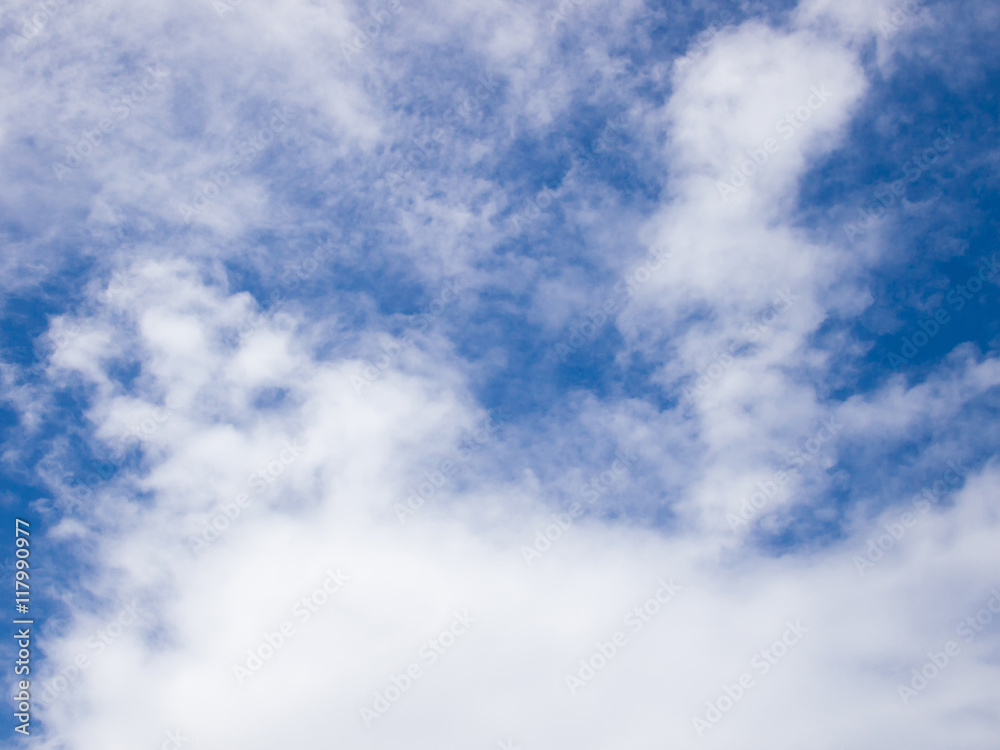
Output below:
[1,0,1000,747]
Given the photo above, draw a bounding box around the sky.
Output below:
[0,0,999,747]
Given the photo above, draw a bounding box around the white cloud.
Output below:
[25,240,1000,749]
[5,0,999,747]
